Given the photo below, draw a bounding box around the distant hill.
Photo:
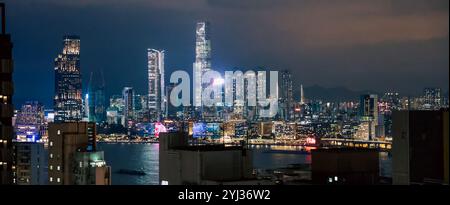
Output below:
[293,85,380,102]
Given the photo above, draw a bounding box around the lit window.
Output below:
[49,165,53,170]
[57,166,60,171]
[50,154,53,159]
[161,180,169,185]
[50,177,53,182]
[57,178,61,183]
[79,162,83,168]
[57,130,61,135]
[50,141,53,147]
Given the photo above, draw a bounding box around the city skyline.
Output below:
[5,0,449,107]
[2,1,449,188]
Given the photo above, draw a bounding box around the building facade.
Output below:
[392,109,449,185]
[147,49,165,122]
[0,3,14,184]
[54,35,82,122]
[48,122,106,185]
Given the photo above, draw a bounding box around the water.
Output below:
[98,143,159,185]
[98,143,392,185]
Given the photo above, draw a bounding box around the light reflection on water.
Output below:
[98,143,391,185]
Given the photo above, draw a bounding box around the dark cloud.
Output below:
[3,0,448,107]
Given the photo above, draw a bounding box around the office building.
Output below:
[15,101,45,142]
[13,142,48,185]
[54,35,82,122]
[148,49,165,122]
[85,71,106,123]
[423,88,442,110]
[280,70,294,121]
[193,21,215,120]
[359,94,379,140]
[122,87,134,126]
[0,3,14,184]
[392,109,449,185]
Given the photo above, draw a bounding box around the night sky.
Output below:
[4,0,449,107]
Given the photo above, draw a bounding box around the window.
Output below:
[57,166,60,171]
[57,130,61,135]
[50,154,53,159]
[49,141,53,147]
[57,178,61,183]
[49,165,53,170]
[49,177,53,182]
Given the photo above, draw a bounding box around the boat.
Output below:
[117,168,146,176]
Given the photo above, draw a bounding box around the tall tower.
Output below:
[122,87,134,126]
[54,35,82,122]
[193,21,212,119]
[0,3,14,184]
[300,84,305,105]
[147,49,165,122]
[280,71,293,121]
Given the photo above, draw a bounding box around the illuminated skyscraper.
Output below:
[85,71,106,123]
[300,84,305,105]
[148,49,165,122]
[15,101,45,142]
[280,70,294,121]
[54,35,82,122]
[359,94,379,140]
[193,21,213,119]
[122,87,134,125]
[423,88,442,110]
[0,3,14,184]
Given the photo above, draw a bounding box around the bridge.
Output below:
[319,138,392,151]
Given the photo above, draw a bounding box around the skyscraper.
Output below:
[193,21,212,119]
[423,88,442,110]
[0,3,14,184]
[15,101,45,142]
[54,35,82,122]
[147,49,165,122]
[300,84,305,105]
[359,94,379,140]
[85,71,106,123]
[122,87,134,126]
[280,70,294,121]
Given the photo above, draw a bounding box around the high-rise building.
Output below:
[54,35,82,122]
[193,21,213,120]
[392,109,449,185]
[359,94,378,140]
[73,150,111,185]
[48,122,110,185]
[280,71,294,121]
[0,3,14,184]
[13,142,48,185]
[122,87,134,126]
[147,49,165,122]
[15,101,45,142]
[423,88,442,110]
[300,84,305,105]
[85,71,106,123]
